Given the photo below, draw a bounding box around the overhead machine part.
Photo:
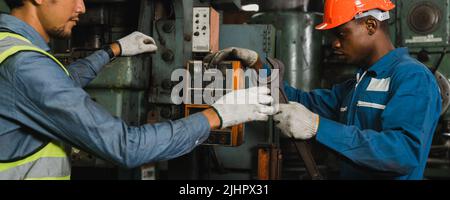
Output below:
[250,0,323,91]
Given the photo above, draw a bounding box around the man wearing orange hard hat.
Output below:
[208,0,442,180]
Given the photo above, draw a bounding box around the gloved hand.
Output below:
[117,31,158,56]
[212,86,277,129]
[204,47,259,68]
[273,102,320,140]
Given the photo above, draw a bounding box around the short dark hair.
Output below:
[5,0,24,10]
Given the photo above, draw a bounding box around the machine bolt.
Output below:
[162,49,174,62]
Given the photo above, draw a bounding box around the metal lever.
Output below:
[266,57,324,180]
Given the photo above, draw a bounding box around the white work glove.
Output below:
[212,86,277,129]
[273,101,320,140]
[204,47,259,68]
[117,31,158,56]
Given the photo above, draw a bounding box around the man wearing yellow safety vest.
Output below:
[0,0,277,180]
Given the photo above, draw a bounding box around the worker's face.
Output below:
[329,20,373,66]
[38,0,86,39]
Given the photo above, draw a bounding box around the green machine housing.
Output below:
[392,0,450,178]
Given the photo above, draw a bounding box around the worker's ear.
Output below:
[31,0,44,6]
[365,17,378,36]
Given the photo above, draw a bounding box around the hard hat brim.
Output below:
[315,22,338,30]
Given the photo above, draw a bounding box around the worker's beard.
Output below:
[48,26,72,40]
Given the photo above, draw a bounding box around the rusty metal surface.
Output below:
[257,145,282,180]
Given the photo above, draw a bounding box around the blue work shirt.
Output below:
[0,14,210,168]
[284,48,441,179]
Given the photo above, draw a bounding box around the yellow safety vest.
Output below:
[0,32,71,180]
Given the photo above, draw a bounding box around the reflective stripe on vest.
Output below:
[0,32,71,180]
[0,143,71,180]
[0,32,69,75]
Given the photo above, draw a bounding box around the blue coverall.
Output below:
[284,48,442,179]
[0,14,211,168]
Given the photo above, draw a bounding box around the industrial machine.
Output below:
[0,0,8,13]
[2,0,450,179]
[184,7,245,147]
[393,0,450,179]
[184,60,245,147]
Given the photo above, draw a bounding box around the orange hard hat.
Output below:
[316,0,396,30]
